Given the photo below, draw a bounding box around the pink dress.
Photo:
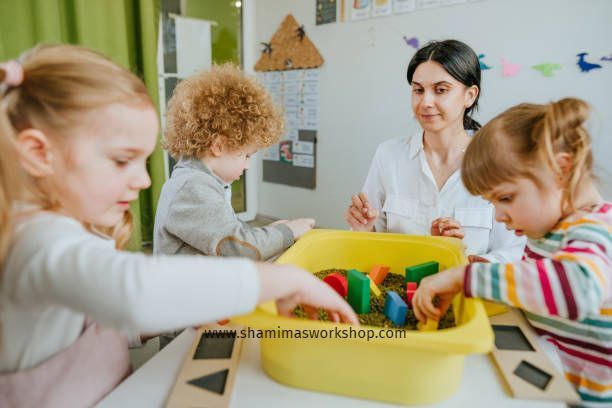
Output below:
[0,318,131,408]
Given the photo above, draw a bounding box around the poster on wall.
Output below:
[416,0,441,9]
[316,0,338,25]
[372,0,393,17]
[174,15,212,78]
[441,0,467,5]
[255,14,323,189]
[351,0,372,21]
[393,0,416,13]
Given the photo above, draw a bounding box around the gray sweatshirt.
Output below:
[153,157,293,260]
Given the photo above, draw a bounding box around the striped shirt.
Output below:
[465,202,612,403]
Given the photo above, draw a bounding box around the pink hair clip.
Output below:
[0,60,24,87]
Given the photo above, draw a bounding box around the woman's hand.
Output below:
[257,264,359,325]
[431,217,465,239]
[412,266,466,323]
[344,192,379,232]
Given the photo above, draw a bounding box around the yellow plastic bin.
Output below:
[234,230,493,405]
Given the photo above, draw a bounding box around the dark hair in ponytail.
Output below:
[407,39,482,131]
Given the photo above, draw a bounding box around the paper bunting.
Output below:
[478,54,492,70]
[501,58,521,77]
[577,52,602,73]
[532,63,561,77]
[403,36,419,49]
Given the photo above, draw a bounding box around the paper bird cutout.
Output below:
[600,54,612,62]
[577,52,602,73]
[501,58,521,77]
[260,42,272,55]
[478,54,492,70]
[296,25,306,41]
[403,36,419,49]
[532,63,561,77]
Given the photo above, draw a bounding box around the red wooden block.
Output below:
[406,282,417,307]
[406,290,415,307]
[323,273,348,297]
[368,265,390,285]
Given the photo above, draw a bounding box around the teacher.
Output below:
[345,40,525,262]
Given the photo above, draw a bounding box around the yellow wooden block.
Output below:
[418,319,439,331]
[367,276,381,297]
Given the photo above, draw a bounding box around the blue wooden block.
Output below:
[384,292,408,326]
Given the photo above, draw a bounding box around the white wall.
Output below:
[246,0,612,228]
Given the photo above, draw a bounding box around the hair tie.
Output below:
[0,60,24,87]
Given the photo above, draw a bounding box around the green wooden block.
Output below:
[347,269,370,314]
[405,261,439,284]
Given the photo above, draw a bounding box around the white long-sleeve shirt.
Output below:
[0,212,259,372]
[362,134,526,262]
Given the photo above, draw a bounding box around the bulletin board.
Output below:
[255,14,323,190]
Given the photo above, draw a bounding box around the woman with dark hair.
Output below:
[345,40,525,262]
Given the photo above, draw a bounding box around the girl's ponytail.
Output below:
[538,98,592,212]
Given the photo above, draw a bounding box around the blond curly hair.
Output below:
[163,64,284,158]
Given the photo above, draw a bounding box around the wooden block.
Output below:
[406,282,417,307]
[383,292,407,326]
[323,273,348,297]
[405,261,439,284]
[417,319,439,331]
[347,269,370,314]
[368,265,390,285]
[368,276,382,297]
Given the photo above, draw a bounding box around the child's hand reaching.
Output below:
[430,217,465,239]
[275,275,360,324]
[467,255,490,263]
[412,266,465,323]
[282,218,316,240]
[345,192,379,232]
[257,263,359,325]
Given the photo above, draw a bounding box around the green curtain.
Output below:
[0,0,166,250]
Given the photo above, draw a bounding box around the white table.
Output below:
[99,328,565,408]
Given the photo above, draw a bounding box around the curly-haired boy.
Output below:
[154,64,314,262]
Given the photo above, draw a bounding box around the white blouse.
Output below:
[362,134,526,262]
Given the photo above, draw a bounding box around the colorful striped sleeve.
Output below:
[464,220,611,321]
